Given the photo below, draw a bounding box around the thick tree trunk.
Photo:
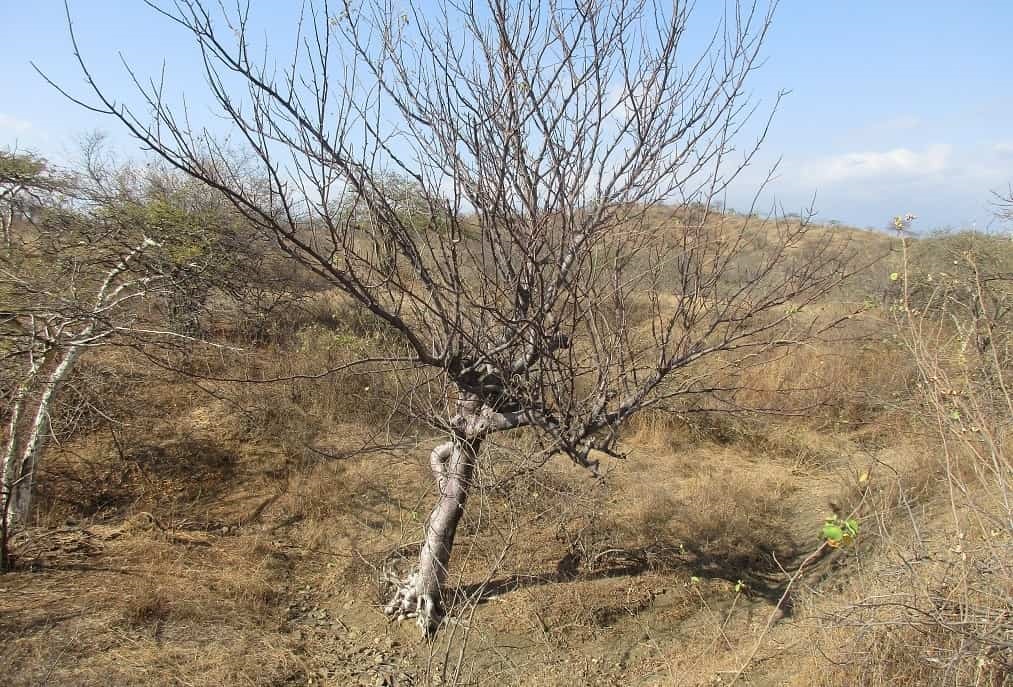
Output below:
[385,435,481,635]
[1,344,82,571]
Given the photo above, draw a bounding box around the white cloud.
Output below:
[992,142,1013,158]
[0,113,34,134]
[606,82,649,124]
[805,144,951,184]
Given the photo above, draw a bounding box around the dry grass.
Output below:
[0,531,304,687]
[2,220,1008,686]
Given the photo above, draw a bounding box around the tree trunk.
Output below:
[1,204,12,252]
[1,344,82,571]
[385,435,481,635]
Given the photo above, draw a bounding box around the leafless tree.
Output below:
[995,185,1013,227]
[56,0,861,633]
[1,243,162,570]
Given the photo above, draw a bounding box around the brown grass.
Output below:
[0,531,304,687]
[3,220,1008,686]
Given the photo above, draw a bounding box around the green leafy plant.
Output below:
[821,515,859,548]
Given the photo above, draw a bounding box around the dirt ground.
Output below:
[1,380,898,687]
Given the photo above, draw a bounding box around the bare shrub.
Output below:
[814,219,1012,685]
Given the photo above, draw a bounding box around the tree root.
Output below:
[383,568,445,636]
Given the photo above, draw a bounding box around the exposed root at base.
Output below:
[383,569,445,637]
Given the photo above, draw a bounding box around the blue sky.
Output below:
[2,1,1011,231]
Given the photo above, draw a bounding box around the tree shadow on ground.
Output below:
[127,437,238,485]
[37,436,241,525]
[454,538,827,616]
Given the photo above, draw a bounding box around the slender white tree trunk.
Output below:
[1,204,12,252]
[1,343,83,569]
[386,434,481,635]
[1,237,154,570]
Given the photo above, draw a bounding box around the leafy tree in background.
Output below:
[0,149,64,251]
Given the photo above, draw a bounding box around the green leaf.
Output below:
[821,524,844,542]
[844,518,860,536]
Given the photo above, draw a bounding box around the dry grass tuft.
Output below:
[0,529,305,687]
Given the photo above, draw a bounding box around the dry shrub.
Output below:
[48,357,140,439]
[809,229,1012,686]
[717,310,914,429]
[529,435,808,591]
[626,409,739,452]
[809,519,1011,687]
[813,624,1009,687]
[664,469,797,570]
[119,585,174,628]
[618,302,916,457]
[279,452,419,528]
[209,325,407,453]
[34,433,240,528]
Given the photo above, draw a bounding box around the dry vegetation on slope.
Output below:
[2,212,1008,686]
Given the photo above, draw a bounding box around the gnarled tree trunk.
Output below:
[386,434,482,635]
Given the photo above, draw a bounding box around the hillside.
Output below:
[2,214,1008,686]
